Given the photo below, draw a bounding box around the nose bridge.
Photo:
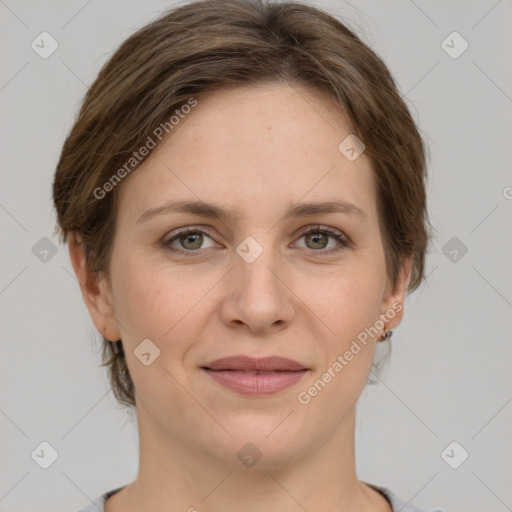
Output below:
[222,231,294,332]
[235,233,281,298]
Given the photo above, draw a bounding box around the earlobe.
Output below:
[67,233,121,341]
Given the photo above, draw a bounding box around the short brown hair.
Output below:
[53,0,432,408]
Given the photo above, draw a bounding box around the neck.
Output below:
[106,400,389,512]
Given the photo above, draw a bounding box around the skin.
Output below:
[69,82,411,512]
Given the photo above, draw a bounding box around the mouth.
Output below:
[200,355,309,395]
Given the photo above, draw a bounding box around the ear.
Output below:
[380,256,412,330]
[67,232,121,341]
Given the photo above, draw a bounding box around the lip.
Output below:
[203,355,307,372]
[201,355,308,395]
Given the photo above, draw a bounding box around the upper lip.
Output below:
[202,355,307,371]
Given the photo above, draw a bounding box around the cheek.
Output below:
[110,252,213,352]
[304,270,385,397]
[305,282,381,408]
[310,269,384,338]
[110,260,195,402]
[109,250,171,339]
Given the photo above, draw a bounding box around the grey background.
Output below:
[1,0,511,511]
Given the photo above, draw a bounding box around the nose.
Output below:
[218,245,295,335]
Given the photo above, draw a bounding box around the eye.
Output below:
[294,226,350,253]
[163,228,216,253]
[162,225,351,255]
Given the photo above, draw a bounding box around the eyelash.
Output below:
[162,225,351,255]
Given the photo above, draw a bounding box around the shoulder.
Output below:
[367,482,445,512]
[76,483,446,512]
[73,494,105,512]
[73,486,124,512]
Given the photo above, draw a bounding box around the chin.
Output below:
[202,416,309,470]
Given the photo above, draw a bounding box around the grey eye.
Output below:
[166,230,215,251]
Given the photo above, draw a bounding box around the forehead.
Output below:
[116,83,378,225]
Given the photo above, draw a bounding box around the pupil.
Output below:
[181,233,202,250]
[307,233,327,249]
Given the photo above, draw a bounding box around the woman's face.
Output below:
[84,83,410,468]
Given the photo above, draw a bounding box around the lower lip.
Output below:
[202,369,307,395]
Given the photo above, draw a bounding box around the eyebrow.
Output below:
[137,198,367,224]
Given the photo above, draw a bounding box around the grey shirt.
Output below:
[74,483,444,512]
